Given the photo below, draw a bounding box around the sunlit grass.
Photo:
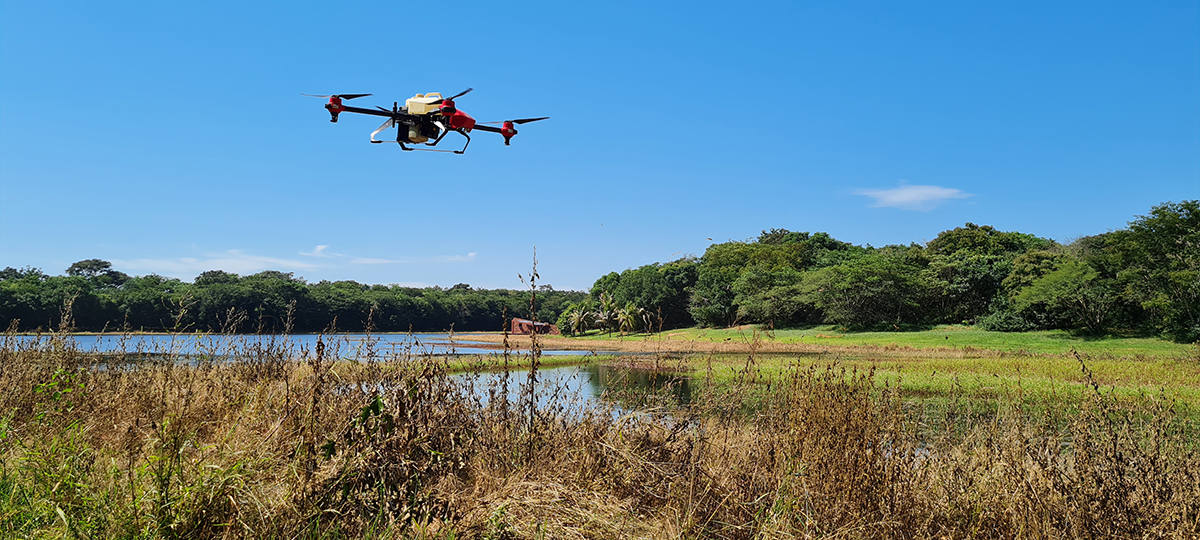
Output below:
[683,351,1200,414]
[569,324,1196,357]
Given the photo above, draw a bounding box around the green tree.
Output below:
[801,248,936,329]
[616,303,639,334]
[1013,258,1119,334]
[1116,200,1200,341]
[926,223,1053,257]
[66,259,129,289]
[589,259,697,329]
[596,292,619,335]
[194,270,239,286]
[555,301,596,336]
[924,224,1055,324]
[731,266,819,326]
[689,243,754,327]
[66,259,113,278]
[1002,250,1066,292]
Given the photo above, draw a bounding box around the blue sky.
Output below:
[2,1,1197,290]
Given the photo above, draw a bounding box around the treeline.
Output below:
[0,262,584,333]
[565,200,1199,342]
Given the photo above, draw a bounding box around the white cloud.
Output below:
[300,244,338,258]
[440,252,477,263]
[349,252,477,265]
[111,247,478,281]
[348,257,396,265]
[112,250,318,279]
[854,183,972,211]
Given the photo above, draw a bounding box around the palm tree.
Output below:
[616,305,635,335]
[596,292,619,335]
[640,309,656,334]
[567,306,592,336]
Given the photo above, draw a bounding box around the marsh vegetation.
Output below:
[1,320,1197,538]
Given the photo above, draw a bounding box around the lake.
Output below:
[7,332,599,357]
[11,333,689,413]
[448,363,693,415]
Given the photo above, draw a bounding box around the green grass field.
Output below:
[674,351,1200,413]
[569,325,1199,414]
[573,324,1196,358]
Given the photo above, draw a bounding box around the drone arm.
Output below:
[339,105,393,118]
[470,124,503,134]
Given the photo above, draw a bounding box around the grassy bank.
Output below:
[573,324,1196,356]
[655,351,1200,416]
[494,324,1200,417]
[465,325,1197,359]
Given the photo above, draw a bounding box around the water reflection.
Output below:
[452,364,691,415]
[9,332,600,357]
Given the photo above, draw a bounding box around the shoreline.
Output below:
[459,332,1067,358]
[9,328,1192,359]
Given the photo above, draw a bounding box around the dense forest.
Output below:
[561,200,1199,342]
[3,201,1196,340]
[0,264,584,333]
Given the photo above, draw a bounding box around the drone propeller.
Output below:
[480,117,551,125]
[430,88,473,105]
[302,93,372,100]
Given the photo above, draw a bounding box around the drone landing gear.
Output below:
[367,118,469,154]
[426,127,471,154]
[369,138,414,150]
[369,141,460,153]
[453,129,470,154]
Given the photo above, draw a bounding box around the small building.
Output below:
[510,317,559,335]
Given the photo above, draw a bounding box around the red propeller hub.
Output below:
[500,121,517,145]
[439,98,457,115]
[325,96,345,122]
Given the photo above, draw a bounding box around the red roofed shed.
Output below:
[510,318,559,335]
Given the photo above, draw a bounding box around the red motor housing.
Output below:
[444,109,477,131]
[325,96,344,122]
[439,99,477,131]
[500,121,517,145]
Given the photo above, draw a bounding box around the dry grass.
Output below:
[1,325,1198,539]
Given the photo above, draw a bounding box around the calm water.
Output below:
[451,363,692,414]
[9,333,598,357]
[12,333,685,412]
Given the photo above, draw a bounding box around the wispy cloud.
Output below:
[113,250,318,279]
[112,247,478,280]
[349,252,477,265]
[854,183,971,211]
[439,252,477,263]
[348,257,396,265]
[300,244,339,258]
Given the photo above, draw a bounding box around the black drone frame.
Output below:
[339,103,468,154]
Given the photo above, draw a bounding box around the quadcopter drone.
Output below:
[304,88,549,154]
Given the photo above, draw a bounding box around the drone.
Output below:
[304,88,549,154]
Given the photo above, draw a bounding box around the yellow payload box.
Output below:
[405,92,443,115]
